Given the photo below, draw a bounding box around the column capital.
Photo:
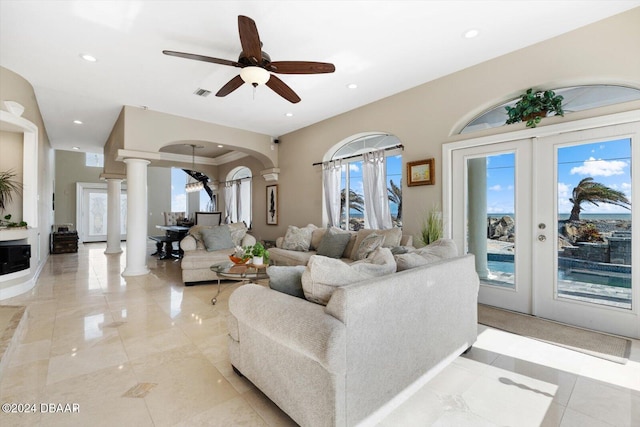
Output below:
[123,158,151,166]
[261,168,280,182]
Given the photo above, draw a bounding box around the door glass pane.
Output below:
[556,139,632,309]
[88,192,107,236]
[467,153,516,287]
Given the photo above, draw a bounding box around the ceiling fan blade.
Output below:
[163,50,240,68]
[266,75,301,104]
[238,15,262,64]
[268,61,336,74]
[216,75,245,97]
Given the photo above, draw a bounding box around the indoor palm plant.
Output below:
[505,88,564,128]
[0,170,22,212]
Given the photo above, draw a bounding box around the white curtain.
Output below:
[224,181,236,223]
[323,160,342,227]
[362,150,393,229]
[238,180,251,227]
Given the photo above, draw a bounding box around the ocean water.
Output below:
[488,213,631,221]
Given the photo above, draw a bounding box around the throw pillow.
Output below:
[302,248,398,305]
[201,225,236,252]
[353,233,384,260]
[301,255,375,305]
[316,227,352,259]
[227,222,248,246]
[310,227,327,251]
[281,225,315,252]
[267,266,306,298]
[350,228,402,258]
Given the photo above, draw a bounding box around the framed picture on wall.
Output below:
[407,158,435,186]
[266,184,278,225]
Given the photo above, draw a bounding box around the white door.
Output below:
[450,120,639,338]
[533,122,639,338]
[79,185,127,242]
[452,139,533,314]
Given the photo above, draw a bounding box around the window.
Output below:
[171,167,187,212]
[85,152,104,167]
[329,134,402,230]
[224,167,252,227]
[461,85,640,134]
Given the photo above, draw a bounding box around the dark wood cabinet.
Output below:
[51,231,78,254]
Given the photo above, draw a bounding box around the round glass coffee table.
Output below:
[209,262,269,305]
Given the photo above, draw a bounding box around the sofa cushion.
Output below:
[281,224,316,251]
[316,227,352,259]
[268,248,317,266]
[181,248,233,270]
[267,265,306,298]
[353,233,384,260]
[201,225,236,252]
[394,238,458,271]
[301,247,396,305]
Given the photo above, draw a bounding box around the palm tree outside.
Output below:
[387,179,402,221]
[568,177,631,221]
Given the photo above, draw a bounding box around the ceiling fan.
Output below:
[163,15,335,104]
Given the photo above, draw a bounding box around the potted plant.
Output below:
[505,88,564,128]
[0,169,22,212]
[243,241,270,265]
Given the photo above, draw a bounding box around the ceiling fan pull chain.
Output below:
[252,85,257,100]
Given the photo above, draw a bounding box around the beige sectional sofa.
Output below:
[228,241,479,427]
[269,225,413,266]
[179,223,256,285]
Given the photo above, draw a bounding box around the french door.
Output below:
[448,118,639,338]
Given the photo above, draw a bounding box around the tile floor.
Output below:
[0,242,639,426]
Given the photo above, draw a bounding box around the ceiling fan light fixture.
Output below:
[240,66,270,86]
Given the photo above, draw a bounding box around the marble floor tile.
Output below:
[1,242,639,427]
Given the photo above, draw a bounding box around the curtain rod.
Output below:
[312,144,404,166]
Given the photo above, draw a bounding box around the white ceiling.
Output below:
[1,1,638,154]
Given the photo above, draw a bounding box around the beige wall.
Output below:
[103,108,125,176]
[119,106,277,170]
[266,8,640,243]
[54,150,104,226]
[147,166,171,236]
[0,131,23,219]
[0,66,55,294]
[54,150,173,238]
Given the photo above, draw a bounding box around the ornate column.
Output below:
[122,159,150,276]
[104,178,123,254]
[467,157,489,279]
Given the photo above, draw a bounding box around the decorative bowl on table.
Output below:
[229,255,250,265]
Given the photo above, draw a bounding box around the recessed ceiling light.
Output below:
[80,53,97,62]
[347,83,358,89]
[72,146,80,150]
[73,120,83,125]
[464,29,480,39]
[285,112,294,117]
[217,144,223,148]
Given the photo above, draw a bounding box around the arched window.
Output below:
[324,133,402,230]
[461,85,640,134]
[224,166,252,227]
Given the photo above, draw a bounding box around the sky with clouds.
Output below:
[486,138,632,216]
